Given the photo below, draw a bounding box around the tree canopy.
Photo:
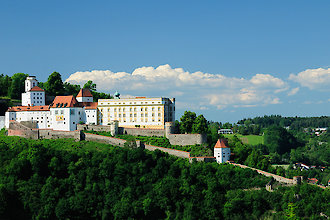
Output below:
[45,72,64,96]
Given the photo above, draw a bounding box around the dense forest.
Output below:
[0,133,329,219]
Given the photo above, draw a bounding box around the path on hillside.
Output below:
[229,162,326,189]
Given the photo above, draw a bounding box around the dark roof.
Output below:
[77,89,93,97]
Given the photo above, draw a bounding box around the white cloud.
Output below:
[289,68,330,91]
[288,87,300,96]
[66,64,288,110]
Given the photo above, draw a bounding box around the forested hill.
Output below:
[238,115,330,130]
[0,134,329,219]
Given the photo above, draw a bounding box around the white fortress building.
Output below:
[214,139,231,163]
[21,76,45,106]
[97,92,175,129]
[5,76,175,131]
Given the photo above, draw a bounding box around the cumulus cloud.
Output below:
[66,64,288,110]
[289,68,330,91]
[288,87,300,96]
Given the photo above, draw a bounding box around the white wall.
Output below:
[16,111,50,129]
[85,109,97,124]
[50,107,83,131]
[214,147,231,163]
[5,112,16,128]
[77,97,93,102]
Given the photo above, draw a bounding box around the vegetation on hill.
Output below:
[1,134,306,219]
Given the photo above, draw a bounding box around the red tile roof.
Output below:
[8,105,49,112]
[29,86,44,92]
[50,96,79,108]
[76,89,93,97]
[214,139,229,148]
[80,102,98,109]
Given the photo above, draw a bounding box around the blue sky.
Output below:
[1,0,329,123]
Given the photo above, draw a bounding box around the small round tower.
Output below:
[165,122,174,137]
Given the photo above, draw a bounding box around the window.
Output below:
[145,107,147,111]
[70,109,75,115]
[55,110,58,115]
[141,107,143,111]
[152,107,154,111]
[123,108,125,111]
[119,114,121,117]
[145,113,148,117]
[158,113,161,116]
[134,108,136,111]
[123,114,126,117]
[130,114,132,117]
[114,108,117,112]
[60,110,64,114]
[119,108,121,112]
[152,113,154,117]
[130,108,132,111]
[134,113,136,117]
[141,113,143,117]
[158,107,160,111]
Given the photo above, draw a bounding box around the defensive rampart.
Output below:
[39,129,81,141]
[84,133,126,147]
[144,144,190,158]
[229,162,296,184]
[167,134,207,146]
[120,127,165,137]
[8,120,39,139]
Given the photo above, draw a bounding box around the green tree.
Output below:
[83,80,96,92]
[9,73,28,99]
[63,82,81,96]
[179,111,196,133]
[45,72,64,96]
[264,126,300,155]
[192,114,208,134]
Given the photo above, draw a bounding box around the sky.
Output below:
[1,0,329,123]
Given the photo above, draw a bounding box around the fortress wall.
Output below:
[84,133,126,147]
[77,124,111,132]
[144,144,190,158]
[167,134,207,146]
[8,121,39,139]
[120,127,165,137]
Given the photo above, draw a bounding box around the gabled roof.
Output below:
[80,102,98,109]
[214,139,229,148]
[29,86,44,92]
[50,95,79,108]
[76,89,93,97]
[7,105,49,112]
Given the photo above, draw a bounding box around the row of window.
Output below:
[110,113,162,117]
[100,101,162,105]
[108,118,161,123]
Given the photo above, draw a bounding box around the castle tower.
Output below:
[165,121,174,137]
[214,139,231,163]
[25,76,38,92]
[22,76,45,106]
[76,89,93,102]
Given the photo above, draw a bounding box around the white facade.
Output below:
[25,76,38,92]
[85,109,97,125]
[21,76,45,106]
[77,96,93,103]
[97,97,175,129]
[218,129,234,134]
[214,139,231,163]
[22,91,45,106]
[50,107,84,131]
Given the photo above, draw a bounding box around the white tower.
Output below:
[25,76,38,92]
[214,139,231,163]
[76,89,93,102]
[22,76,45,106]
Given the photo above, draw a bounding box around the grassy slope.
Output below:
[224,134,264,145]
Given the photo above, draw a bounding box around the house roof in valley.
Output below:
[7,105,49,112]
[29,86,44,92]
[214,139,229,148]
[50,95,79,108]
[76,89,93,97]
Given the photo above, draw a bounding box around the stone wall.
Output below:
[120,127,165,137]
[144,144,190,158]
[189,157,216,163]
[0,116,5,130]
[167,134,207,146]
[8,120,39,139]
[77,124,112,132]
[84,133,126,147]
[229,162,296,185]
[39,129,81,141]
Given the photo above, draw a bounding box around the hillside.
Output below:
[0,134,329,219]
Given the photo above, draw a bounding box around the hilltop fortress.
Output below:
[5,76,206,146]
